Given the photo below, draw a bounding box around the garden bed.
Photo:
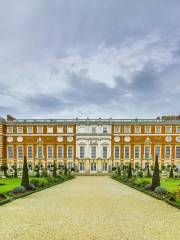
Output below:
[112,175,180,209]
[0,175,75,206]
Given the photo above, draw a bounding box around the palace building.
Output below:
[0,115,180,173]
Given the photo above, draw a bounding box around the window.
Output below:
[47,146,53,159]
[37,146,43,159]
[176,126,180,133]
[57,146,63,159]
[17,146,23,159]
[155,126,161,133]
[134,146,140,159]
[124,126,131,134]
[80,146,85,159]
[135,127,141,134]
[103,127,108,133]
[145,146,150,159]
[37,126,43,133]
[91,146,96,159]
[92,127,96,133]
[27,146,33,159]
[145,126,151,133]
[165,146,171,159]
[114,126,120,133]
[155,146,161,159]
[102,163,108,171]
[27,127,33,133]
[7,146,13,158]
[114,146,120,159]
[103,146,107,159]
[91,162,96,171]
[47,127,53,133]
[7,127,13,134]
[165,126,172,134]
[57,126,63,133]
[175,146,180,159]
[17,127,23,134]
[79,162,85,171]
[67,146,73,159]
[67,127,73,133]
[124,146,130,159]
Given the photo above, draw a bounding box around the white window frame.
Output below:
[176,126,180,133]
[57,126,63,133]
[17,127,23,134]
[27,145,33,159]
[114,126,120,133]
[57,145,63,160]
[135,126,141,134]
[145,126,151,134]
[47,127,53,133]
[17,145,23,159]
[165,145,171,160]
[124,145,130,159]
[7,145,13,159]
[80,146,85,159]
[165,126,172,134]
[102,146,108,159]
[7,127,13,134]
[154,145,161,159]
[91,146,96,159]
[134,145,141,159]
[103,126,108,133]
[124,126,131,134]
[67,127,73,134]
[144,145,151,159]
[27,126,33,134]
[67,146,73,159]
[37,146,43,159]
[47,145,53,159]
[37,126,43,134]
[175,145,180,159]
[92,127,96,133]
[155,126,162,134]
[114,145,120,159]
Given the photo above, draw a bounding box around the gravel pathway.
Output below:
[0,176,180,240]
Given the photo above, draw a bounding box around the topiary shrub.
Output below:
[29,184,36,191]
[30,179,39,187]
[152,155,160,190]
[21,155,31,190]
[154,186,167,195]
[12,186,26,194]
[144,184,153,190]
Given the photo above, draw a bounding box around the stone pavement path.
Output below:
[0,176,180,240]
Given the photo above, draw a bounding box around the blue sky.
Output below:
[0,0,180,118]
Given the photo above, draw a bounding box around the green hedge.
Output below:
[0,175,75,206]
[111,175,180,209]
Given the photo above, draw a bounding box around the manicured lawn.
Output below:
[0,178,21,193]
[135,177,180,193]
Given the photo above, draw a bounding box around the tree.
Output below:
[53,160,57,177]
[14,163,18,178]
[128,162,132,179]
[1,163,8,177]
[21,155,30,190]
[117,166,121,176]
[169,165,174,178]
[147,164,151,177]
[35,165,40,178]
[151,155,160,190]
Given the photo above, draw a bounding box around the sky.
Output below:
[0,0,180,119]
